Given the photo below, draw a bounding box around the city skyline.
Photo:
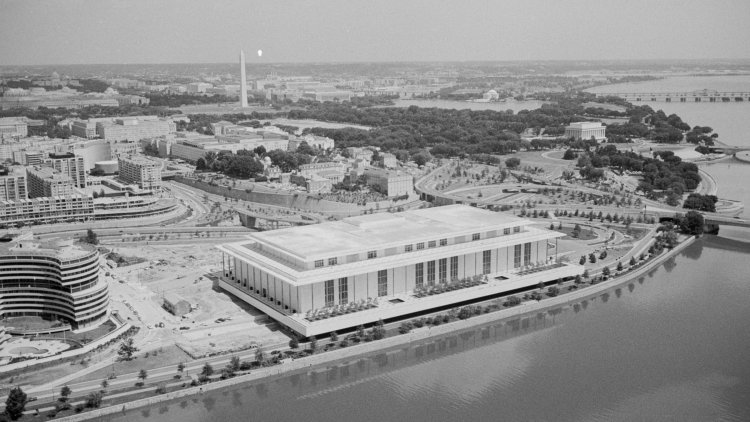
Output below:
[1,0,750,65]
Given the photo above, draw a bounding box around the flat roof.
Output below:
[247,204,530,261]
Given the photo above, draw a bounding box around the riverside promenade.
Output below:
[55,233,696,422]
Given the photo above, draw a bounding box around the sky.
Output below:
[1,0,749,65]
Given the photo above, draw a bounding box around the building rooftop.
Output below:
[567,121,604,129]
[247,205,531,261]
[0,237,95,261]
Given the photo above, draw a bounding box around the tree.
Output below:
[83,228,98,245]
[602,266,611,277]
[101,379,108,390]
[617,261,624,272]
[177,362,185,373]
[60,385,71,402]
[4,387,27,421]
[296,141,315,156]
[572,224,582,238]
[138,369,148,381]
[630,256,637,266]
[289,337,299,349]
[255,348,265,366]
[309,336,318,353]
[562,148,577,160]
[118,338,139,361]
[579,255,586,265]
[505,157,521,169]
[678,210,705,235]
[85,391,103,409]
[201,363,214,377]
[412,150,432,166]
[227,356,240,373]
[195,157,207,171]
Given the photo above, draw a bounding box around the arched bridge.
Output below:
[596,90,750,103]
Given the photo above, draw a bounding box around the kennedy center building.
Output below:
[217,205,580,337]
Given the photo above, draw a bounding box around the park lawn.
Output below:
[553,224,597,241]
[78,345,192,383]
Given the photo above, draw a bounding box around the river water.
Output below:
[109,76,750,422]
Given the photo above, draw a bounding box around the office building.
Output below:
[564,122,606,142]
[0,194,94,227]
[26,166,75,198]
[364,168,413,197]
[44,153,86,188]
[96,117,175,142]
[217,205,580,337]
[0,238,109,329]
[0,167,27,201]
[0,117,28,139]
[117,156,162,191]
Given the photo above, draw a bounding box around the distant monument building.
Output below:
[564,122,606,142]
[240,50,249,108]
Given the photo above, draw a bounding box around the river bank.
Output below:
[55,233,695,422]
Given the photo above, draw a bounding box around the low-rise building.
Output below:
[0,117,28,139]
[163,292,191,316]
[364,168,413,197]
[0,194,94,227]
[217,205,580,337]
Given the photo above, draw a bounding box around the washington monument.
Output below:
[239,50,248,107]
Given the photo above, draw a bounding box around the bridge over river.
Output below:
[596,89,750,103]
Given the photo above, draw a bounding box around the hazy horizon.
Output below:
[2,0,749,66]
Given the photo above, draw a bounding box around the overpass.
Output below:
[596,90,750,103]
[650,208,750,233]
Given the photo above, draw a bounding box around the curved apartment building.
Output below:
[0,239,109,330]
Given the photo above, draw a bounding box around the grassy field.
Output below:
[78,345,192,383]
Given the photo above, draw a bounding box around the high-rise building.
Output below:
[26,166,75,198]
[117,155,162,191]
[0,166,27,201]
[44,153,86,188]
[0,237,109,330]
[240,50,249,108]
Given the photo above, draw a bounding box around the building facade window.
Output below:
[367,250,377,259]
[482,250,491,275]
[324,279,334,307]
[439,258,447,282]
[416,242,425,250]
[472,233,480,241]
[377,270,388,297]
[439,238,448,246]
[503,228,510,235]
[427,260,436,285]
[328,257,338,266]
[450,256,458,280]
[315,259,324,268]
[524,242,532,266]
[404,244,413,252]
[416,262,424,287]
[338,277,348,304]
[513,226,520,233]
[428,240,436,248]
[514,244,522,268]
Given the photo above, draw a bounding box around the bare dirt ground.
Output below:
[107,242,290,359]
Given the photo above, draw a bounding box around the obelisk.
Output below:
[240,50,248,108]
